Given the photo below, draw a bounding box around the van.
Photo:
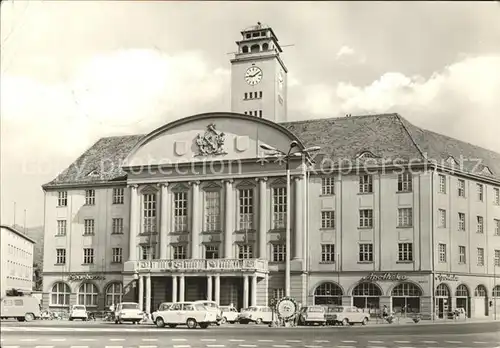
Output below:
[0,296,41,321]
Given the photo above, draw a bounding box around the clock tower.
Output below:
[230,22,288,123]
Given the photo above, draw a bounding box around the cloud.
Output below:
[297,55,500,152]
[336,45,355,59]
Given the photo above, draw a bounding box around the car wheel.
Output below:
[69,317,73,321]
[255,318,263,325]
[168,324,177,328]
[155,317,165,328]
[24,313,35,322]
[186,318,197,329]
[221,317,227,324]
[115,319,119,324]
[199,323,209,329]
[361,317,368,326]
[342,318,349,326]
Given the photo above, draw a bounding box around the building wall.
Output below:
[1,226,35,297]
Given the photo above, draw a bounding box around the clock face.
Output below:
[245,66,263,85]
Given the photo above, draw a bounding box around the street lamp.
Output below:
[260,141,321,297]
[495,255,499,320]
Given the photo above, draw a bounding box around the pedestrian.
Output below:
[382,305,389,320]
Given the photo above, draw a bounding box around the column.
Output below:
[224,180,234,258]
[251,275,257,306]
[207,275,213,301]
[190,181,200,259]
[159,183,169,259]
[243,275,249,309]
[258,178,268,259]
[179,274,185,302]
[214,274,221,305]
[138,275,144,311]
[145,274,151,314]
[172,276,178,303]
[128,185,138,261]
[265,274,269,306]
[294,177,303,259]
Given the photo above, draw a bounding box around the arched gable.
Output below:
[123,112,307,168]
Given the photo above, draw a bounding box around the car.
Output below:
[238,306,273,324]
[69,305,88,321]
[219,305,239,324]
[153,302,218,329]
[0,296,41,322]
[324,306,369,326]
[194,300,223,325]
[114,302,143,324]
[298,305,326,326]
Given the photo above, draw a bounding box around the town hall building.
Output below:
[41,23,500,319]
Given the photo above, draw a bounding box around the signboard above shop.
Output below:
[361,273,408,282]
[435,274,459,282]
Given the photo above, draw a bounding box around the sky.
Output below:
[1,1,500,227]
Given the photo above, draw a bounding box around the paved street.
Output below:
[1,322,499,348]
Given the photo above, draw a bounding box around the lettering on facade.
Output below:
[195,123,227,156]
[68,274,105,282]
[435,274,459,282]
[138,259,267,272]
[361,273,408,282]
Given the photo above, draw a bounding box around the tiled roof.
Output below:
[42,113,500,188]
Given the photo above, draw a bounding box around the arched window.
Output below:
[392,282,422,297]
[352,282,382,310]
[262,43,269,51]
[241,46,249,53]
[313,282,343,305]
[353,282,382,296]
[493,286,500,297]
[250,44,260,53]
[50,282,71,306]
[105,282,123,307]
[435,284,450,297]
[455,284,469,297]
[78,282,98,306]
[474,285,487,297]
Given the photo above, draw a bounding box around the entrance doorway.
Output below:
[435,283,451,319]
[352,282,381,314]
[474,285,489,317]
[455,284,471,318]
[391,282,422,314]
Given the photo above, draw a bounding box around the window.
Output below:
[458,179,466,197]
[57,220,67,236]
[494,188,500,205]
[173,245,186,259]
[51,282,70,306]
[272,187,286,229]
[477,216,484,233]
[205,191,221,231]
[83,248,94,264]
[477,248,484,266]
[78,283,98,306]
[140,245,155,260]
[398,172,412,192]
[113,188,124,204]
[143,193,157,233]
[259,91,263,98]
[272,288,285,300]
[112,248,122,263]
[105,283,123,307]
[56,249,66,264]
[398,243,413,261]
[495,250,500,266]
[438,243,447,263]
[84,219,95,235]
[321,177,335,195]
[439,175,446,194]
[438,209,446,228]
[205,245,220,259]
[85,189,95,205]
[458,246,466,264]
[359,244,373,262]
[458,213,466,231]
[359,175,373,193]
[272,244,286,262]
[238,244,253,259]
[398,208,413,227]
[359,209,373,228]
[259,110,262,118]
[495,219,500,236]
[494,286,500,297]
[57,191,67,206]
[321,211,335,229]
[477,184,484,202]
[239,189,254,230]
[111,218,123,234]
[244,92,248,99]
[321,244,335,262]
[173,192,188,232]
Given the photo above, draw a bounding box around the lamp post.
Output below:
[495,255,498,320]
[260,141,320,297]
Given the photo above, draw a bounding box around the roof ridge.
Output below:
[280,113,399,124]
[395,114,426,160]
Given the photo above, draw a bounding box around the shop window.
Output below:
[50,282,70,306]
[352,282,382,310]
[435,284,450,297]
[391,282,422,314]
[78,282,98,307]
[474,285,487,297]
[105,282,123,307]
[493,286,500,297]
[313,282,343,306]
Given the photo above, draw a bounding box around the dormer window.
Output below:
[446,156,458,167]
[356,151,379,160]
[481,166,493,175]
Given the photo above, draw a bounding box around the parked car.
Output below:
[69,305,88,321]
[325,306,369,326]
[153,302,218,329]
[194,301,223,325]
[0,296,41,322]
[114,302,143,324]
[220,305,239,324]
[152,302,173,323]
[238,306,273,324]
[298,305,326,326]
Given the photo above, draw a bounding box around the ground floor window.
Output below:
[105,282,123,307]
[314,282,342,306]
[455,284,471,318]
[391,282,422,313]
[51,282,71,306]
[78,282,98,306]
[352,282,382,310]
[435,283,451,318]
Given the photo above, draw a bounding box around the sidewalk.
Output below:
[367,316,500,326]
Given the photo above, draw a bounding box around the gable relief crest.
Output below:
[195,123,227,157]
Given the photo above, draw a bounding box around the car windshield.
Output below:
[308,307,324,312]
[73,306,85,310]
[327,307,343,313]
[121,303,139,310]
[247,307,258,312]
